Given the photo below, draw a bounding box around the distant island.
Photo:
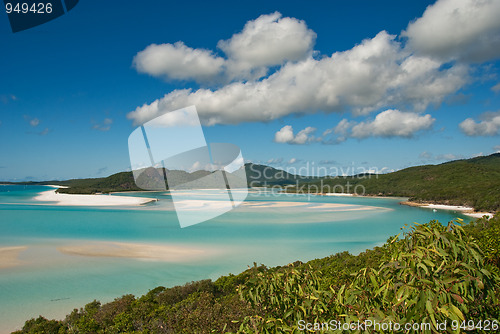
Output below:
[4,153,499,213]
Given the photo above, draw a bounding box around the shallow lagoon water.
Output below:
[0,185,472,333]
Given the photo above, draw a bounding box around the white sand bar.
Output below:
[0,246,28,269]
[172,199,383,212]
[34,189,156,206]
[58,242,222,262]
[322,193,354,197]
[421,203,493,219]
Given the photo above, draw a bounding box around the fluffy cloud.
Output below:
[129,31,466,126]
[327,119,356,143]
[274,125,316,144]
[218,12,316,80]
[133,42,225,83]
[277,110,434,145]
[494,145,500,152]
[133,13,314,83]
[131,1,500,128]
[321,110,434,143]
[403,0,500,62]
[274,125,294,143]
[459,111,500,136]
[350,109,435,138]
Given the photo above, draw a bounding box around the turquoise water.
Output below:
[0,185,472,333]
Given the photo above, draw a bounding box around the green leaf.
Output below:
[450,304,464,321]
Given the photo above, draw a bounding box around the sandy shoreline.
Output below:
[0,246,28,269]
[58,241,222,262]
[31,188,494,218]
[34,189,157,206]
[401,201,493,218]
[320,193,354,197]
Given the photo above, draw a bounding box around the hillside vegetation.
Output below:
[55,172,142,194]
[14,214,500,334]
[300,153,500,212]
[5,153,499,212]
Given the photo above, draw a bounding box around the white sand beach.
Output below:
[34,189,156,206]
[0,246,27,269]
[58,242,222,262]
[402,201,493,219]
[321,193,354,197]
[423,204,493,219]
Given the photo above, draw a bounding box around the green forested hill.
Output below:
[303,153,500,212]
[55,172,142,194]
[4,153,499,211]
[244,163,319,186]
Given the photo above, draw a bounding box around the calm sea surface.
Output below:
[0,185,472,333]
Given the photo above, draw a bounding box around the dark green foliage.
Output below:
[301,153,500,212]
[14,215,500,333]
[12,316,65,334]
[56,172,143,194]
[237,217,500,333]
[464,213,500,268]
[244,163,320,187]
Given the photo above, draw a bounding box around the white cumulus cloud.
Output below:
[322,110,435,143]
[274,125,316,144]
[133,42,225,83]
[131,2,500,130]
[459,111,500,136]
[128,30,466,126]
[350,109,435,138]
[133,12,315,84]
[277,110,434,145]
[403,0,500,62]
[218,12,316,80]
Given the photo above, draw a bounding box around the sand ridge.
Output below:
[58,242,222,262]
[0,246,28,269]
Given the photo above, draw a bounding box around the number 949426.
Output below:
[5,2,53,14]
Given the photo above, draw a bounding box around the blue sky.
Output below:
[1,0,500,181]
